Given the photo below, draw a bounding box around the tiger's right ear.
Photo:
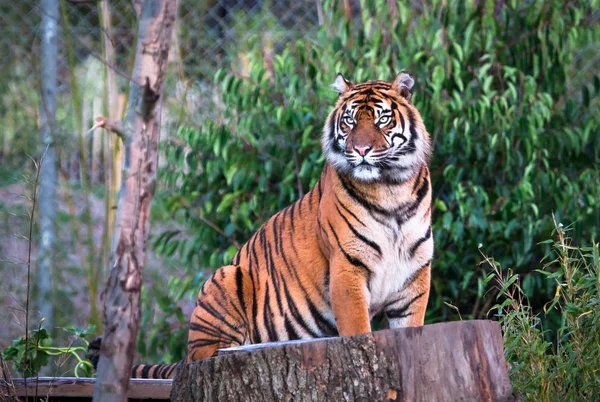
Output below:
[331,73,353,94]
[393,71,414,101]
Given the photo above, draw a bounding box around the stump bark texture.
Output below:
[171,320,512,402]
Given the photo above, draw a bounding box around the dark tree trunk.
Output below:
[92,1,178,401]
[172,321,513,402]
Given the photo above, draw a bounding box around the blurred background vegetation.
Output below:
[1,0,599,397]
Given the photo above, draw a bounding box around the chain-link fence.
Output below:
[0,0,329,174]
[0,0,332,354]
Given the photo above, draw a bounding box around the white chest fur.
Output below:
[365,212,433,318]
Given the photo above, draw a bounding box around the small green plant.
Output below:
[483,221,600,401]
[2,325,96,378]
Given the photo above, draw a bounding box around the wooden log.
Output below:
[0,377,171,400]
[171,320,513,402]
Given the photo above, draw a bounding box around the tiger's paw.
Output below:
[87,336,102,370]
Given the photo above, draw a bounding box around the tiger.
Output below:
[88,72,433,379]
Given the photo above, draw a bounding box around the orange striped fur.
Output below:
[89,73,433,379]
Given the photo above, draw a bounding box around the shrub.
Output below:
[484,222,600,400]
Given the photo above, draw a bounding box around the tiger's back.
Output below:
[90,72,433,379]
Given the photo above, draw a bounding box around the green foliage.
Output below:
[483,224,600,400]
[2,325,95,377]
[149,0,600,360]
[136,273,190,363]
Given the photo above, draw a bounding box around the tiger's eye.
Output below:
[378,116,391,126]
[343,116,354,126]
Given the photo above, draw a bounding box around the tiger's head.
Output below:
[322,72,431,183]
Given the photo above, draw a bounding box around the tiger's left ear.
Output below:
[331,73,353,94]
[393,71,414,101]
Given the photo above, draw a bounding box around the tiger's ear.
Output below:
[393,71,414,101]
[331,73,353,94]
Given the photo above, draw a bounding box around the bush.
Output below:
[149,0,600,360]
[484,223,600,400]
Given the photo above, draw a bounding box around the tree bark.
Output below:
[37,0,59,334]
[92,1,177,401]
[171,321,513,402]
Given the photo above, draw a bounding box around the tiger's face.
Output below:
[322,72,431,183]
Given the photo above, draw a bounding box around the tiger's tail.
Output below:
[87,337,182,379]
[131,362,182,379]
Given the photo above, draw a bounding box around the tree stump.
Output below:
[171,320,513,401]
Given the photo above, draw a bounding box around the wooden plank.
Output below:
[0,377,172,399]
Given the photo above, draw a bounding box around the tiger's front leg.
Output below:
[329,256,372,336]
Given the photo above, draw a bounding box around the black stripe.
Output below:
[339,175,388,215]
[386,292,425,319]
[263,282,278,341]
[412,165,425,192]
[328,113,337,142]
[335,204,381,256]
[141,365,151,378]
[249,233,259,279]
[151,364,164,378]
[250,273,261,343]
[317,179,323,200]
[279,239,292,275]
[327,221,372,274]
[396,177,429,226]
[272,213,280,256]
[306,299,338,336]
[196,297,240,334]
[402,260,432,291]
[398,110,406,137]
[289,202,296,232]
[336,195,367,226]
[259,227,271,276]
[189,318,222,338]
[409,227,432,258]
[195,300,244,336]
[190,314,241,344]
[352,82,391,90]
[235,266,247,319]
[406,107,418,150]
[280,277,320,338]
[284,315,300,341]
[188,338,221,348]
[266,243,285,322]
[164,363,179,378]
[386,310,413,319]
[415,175,429,202]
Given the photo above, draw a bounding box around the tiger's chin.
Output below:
[351,165,381,182]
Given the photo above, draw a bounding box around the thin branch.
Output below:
[90,116,131,142]
[35,320,43,398]
[23,148,46,396]
[197,214,241,249]
[0,353,15,399]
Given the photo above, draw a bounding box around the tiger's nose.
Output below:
[354,145,372,156]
